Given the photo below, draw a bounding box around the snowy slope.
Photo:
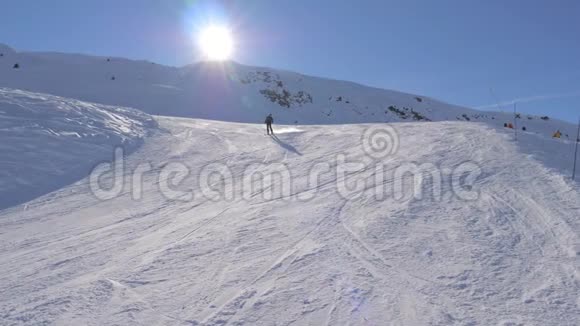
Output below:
[0,87,157,209]
[0,117,578,325]
[0,43,576,138]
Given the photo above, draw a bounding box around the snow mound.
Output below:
[0,88,157,209]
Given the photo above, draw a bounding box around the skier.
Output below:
[265,114,274,135]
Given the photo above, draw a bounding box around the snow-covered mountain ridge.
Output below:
[0,43,576,138]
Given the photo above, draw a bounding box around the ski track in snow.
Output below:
[0,117,579,325]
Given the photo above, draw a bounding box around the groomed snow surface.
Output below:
[1,113,579,325]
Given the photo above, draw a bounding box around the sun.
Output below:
[198,25,234,61]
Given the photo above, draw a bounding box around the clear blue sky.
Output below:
[2,0,579,123]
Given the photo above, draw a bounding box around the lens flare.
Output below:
[198,25,234,61]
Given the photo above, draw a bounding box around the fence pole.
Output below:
[513,102,518,141]
[489,88,504,113]
[573,117,580,180]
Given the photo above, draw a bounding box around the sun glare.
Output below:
[198,25,234,61]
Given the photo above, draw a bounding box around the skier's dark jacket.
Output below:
[265,116,273,124]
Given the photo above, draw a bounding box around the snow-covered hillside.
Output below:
[0,88,157,209]
[0,117,578,325]
[0,44,576,138]
[1,43,578,325]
